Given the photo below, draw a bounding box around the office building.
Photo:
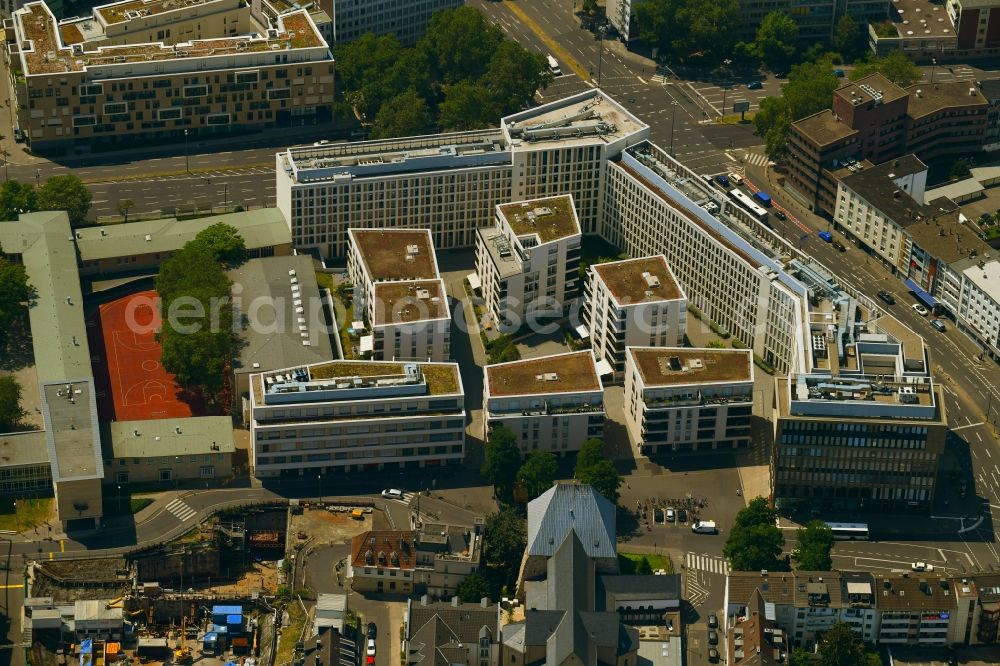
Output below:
[0,212,103,530]
[0,432,52,495]
[326,0,462,45]
[275,90,649,258]
[346,229,450,362]
[475,194,582,332]
[101,416,234,485]
[483,351,605,456]
[623,347,754,455]
[7,0,332,152]
[584,255,686,378]
[869,0,1000,60]
[349,522,481,596]
[405,597,501,666]
[249,359,464,478]
[786,74,988,215]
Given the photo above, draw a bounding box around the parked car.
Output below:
[708,629,719,645]
[381,488,404,500]
[832,240,847,252]
[367,623,377,639]
[833,69,846,77]
[367,640,376,657]
[774,210,787,221]
[677,508,688,523]
[912,561,935,572]
[714,174,730,188]
[746,81,763,90]
[818,230,833,242]
[691,520,717,534]
[877,290,896,305]
[931,318,947,332]
[708,648,720,662]
[653,507,664,523]
[912,304,929,316]
[708,613,719,629]
[666,508,676,523]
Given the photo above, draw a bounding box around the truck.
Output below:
[691,520,717,534]
[752,190,772,207]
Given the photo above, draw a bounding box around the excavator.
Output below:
[173,615,192,664]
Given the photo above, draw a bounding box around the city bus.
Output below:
[547,55,561,76]
[824,522,869,540]
[729,189,769,224]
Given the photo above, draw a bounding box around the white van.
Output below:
[728,172,744,186]
[691,520,717,534]
[547,55,562,76]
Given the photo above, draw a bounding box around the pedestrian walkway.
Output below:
[686,552,730,575]
[165,498,197,522]
[741,152,771,168]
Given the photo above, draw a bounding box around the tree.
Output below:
[792,520,834,571]
[754,57,839,159]
[37,174,92,226]
[372,89,434,139]
[481,508,527,595]
[439,82,497,132]
[574,438,622,503]
[851,50,921,87]
[0,181,38,221]
[516,451,558,499]
[117,199,135,223]
[193,222,247,267]
[481,426,522,496]
[482,41,552,115]
[723,496,786,571]
[455,572,492,603]
[420,6,504,84]
[634,0,740,63]
[752,11,798,72]
[814,622,881,666]
[0,250,37,357]
[950,158,972,181]
[334,33,406,117]
[0,375,26,432]
[832,15,865,61]
[635,556,653,575]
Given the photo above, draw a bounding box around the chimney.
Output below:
[481,597,489,608]
[451,596,460,607]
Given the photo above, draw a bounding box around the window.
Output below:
[117,472,129,483]
[200,466,215,478]
[159,469,173,482]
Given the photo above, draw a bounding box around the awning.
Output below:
[573,324,590,339]
[595,359,614,376]
[904,278,937,307]
[467,272,482,291]
[360,335,374,354]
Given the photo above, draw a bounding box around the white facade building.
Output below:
[585,255,686,378]
[329,0,462,45]
[483,351,604,456]
[623,347,754,455]
[250,360,465,477]
[475,194,581,332]
[346,229,450,361]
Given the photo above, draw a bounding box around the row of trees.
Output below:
[755,50,921,159]
[0,175,92,226]
[723,497,835,571]
[0,243,37,368]
[154,223,246,408]
[336,7,552,139]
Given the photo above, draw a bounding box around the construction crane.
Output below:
[173,615,192,664]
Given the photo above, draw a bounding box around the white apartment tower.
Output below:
[585,255,686,379]
[476,194,582,333]
[346,229,450,362]
[250,360,465,477]
[623,347,754,455]
[483,351,605,456]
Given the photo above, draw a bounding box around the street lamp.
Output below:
[184,129,190,173]
[34,169,40,188]
[12,500,18,534]
[931,58,937,85]
[117,484,122,514]
[596,24,608,87]
[721,59,732,117]
[669,102,679,156]
[222,182,228,210]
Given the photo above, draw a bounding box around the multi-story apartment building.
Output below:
[7,0,333,152]
[346,229,449,362]
[275,90,650,258]
[325,0,462,46]
[349,523,481,596]
[772,290,948,513]
[873,573,956,646]
[787,75,988,215]
[405,597,501,666]
[584,255,686,378]
[727,588,787,666]
[869,0,1000,61]
[475,194,582,332]
[623,347,753,455]
[483,351,605,456]
[249,359,465,478]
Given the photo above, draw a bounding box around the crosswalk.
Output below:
[686,552,730,575]
[165,498,197,522]
[741,152,772,168]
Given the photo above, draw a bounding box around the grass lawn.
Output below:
[618,552,674,575]
[0,497,53,532]
[101,492,155,516]
[275,601,307,666]
[314,271,334,291]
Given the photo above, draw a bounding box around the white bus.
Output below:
[729,188,769,223]
[547,55,561,76]
[825,522,869,540]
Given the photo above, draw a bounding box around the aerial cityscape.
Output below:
[0,0,999,665]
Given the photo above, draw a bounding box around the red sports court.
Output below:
[89,289,198,422]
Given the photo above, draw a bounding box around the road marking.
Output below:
[986,446,992,457]
[165,498,197,522]
[60,539,64,552]
[686,552,730,575]
[953,421,984,431]
[637,76,647,84]
[0,584,23,588]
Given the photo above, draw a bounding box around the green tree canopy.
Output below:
[832,15,866,61]
[574,439,622,504]
[193,222,247,267]
[516,451,558,499]
[755,56,840,159]
[334,33,406,117]
[482,41,552,115]
[752,11,799,72]
[481,425,522,496]
[0,375,26,432]
[723,496,787,571]
[439,82,498,131]
[372,89,434,139]
[455,572,492,603]
[811,622,882,666]
[634,0,740,63]
[0,248,37,360]
[420,6,504,83]
[576,438,605,470]
[850,50,921,87]
[38,175,92,226]
[792,520,834,571]
[481,508,527,594]
[0,181,38,221]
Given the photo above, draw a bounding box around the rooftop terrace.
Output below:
[17,2,323,76]
[486,351,602,397]
[592,255,683,305]
[630,348,753,387]
[95,0,216,24]
[372,280,449,325]
[309,361,459,395]
[498,195,580,244]
[350,229,438,281]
